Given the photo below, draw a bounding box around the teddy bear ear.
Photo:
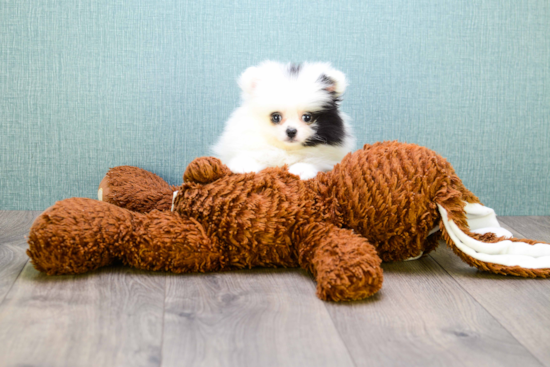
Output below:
[319,67,348,97]
[238,65,260,97]
[183,157,232,184]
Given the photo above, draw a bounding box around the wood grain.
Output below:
[429,216,550,366]
[499,216,550,241]
[324,256,543,367]
[0,264,166,367]
[1,211,550,367]
[0,211,40,304]
[161,268,355,367]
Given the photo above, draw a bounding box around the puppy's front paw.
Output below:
[288,163,319,180]
[228,156,264,174]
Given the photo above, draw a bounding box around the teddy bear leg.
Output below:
[301,226,384,302]
[28,198,228,276]
[98,166,176,213]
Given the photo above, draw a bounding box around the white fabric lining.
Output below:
[438,203,550,269]
[428,225,440,236]
[171,191,178,212]
[403,225,440,261]
[404,253,423,261]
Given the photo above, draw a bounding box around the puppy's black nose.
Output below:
[286,128,297,139]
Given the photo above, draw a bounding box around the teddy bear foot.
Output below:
[27,198,131,275]
[308,227,384,301]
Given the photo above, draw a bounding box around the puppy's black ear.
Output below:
[319,66,348,97]
[238,66,260,97]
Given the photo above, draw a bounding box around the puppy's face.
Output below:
[238,61,348,149]
[267,108,316,146]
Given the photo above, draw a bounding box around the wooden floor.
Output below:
[0,211,549,367]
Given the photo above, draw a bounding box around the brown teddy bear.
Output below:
[27,141,550,301]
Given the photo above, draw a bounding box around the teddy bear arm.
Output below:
[98,166,176,213]
[124,211,229,273]
[303,226,384,301]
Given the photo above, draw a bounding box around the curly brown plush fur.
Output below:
[27,141,550,301]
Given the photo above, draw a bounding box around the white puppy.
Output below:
[212,61,355,180]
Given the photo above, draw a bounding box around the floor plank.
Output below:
[2,211,549,367]
[0,211,40,304]
[324,256,543,367]
[429,216,550,366]
[499,216,550,241]
[0,264,166,367]
[161,269,355,367]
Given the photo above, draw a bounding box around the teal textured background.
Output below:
[1,0,549,214]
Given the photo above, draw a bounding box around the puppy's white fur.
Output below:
[212,61,355,180]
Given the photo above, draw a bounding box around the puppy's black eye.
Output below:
[302,113,312,123]
[271,113,282,124]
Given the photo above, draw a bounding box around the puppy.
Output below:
[212,61,355,180]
